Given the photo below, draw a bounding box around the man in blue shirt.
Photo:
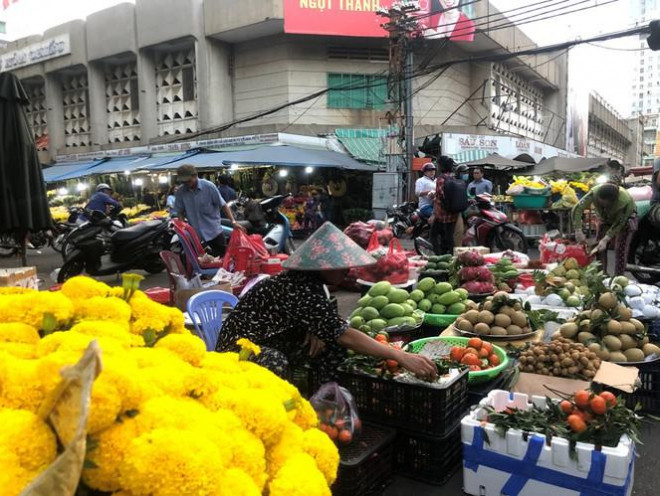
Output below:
[217,175,237,202]
[174,164,244,257]
[467,167,493,196]
[86,183,121,214]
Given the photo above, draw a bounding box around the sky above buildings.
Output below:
[0,0,642,117]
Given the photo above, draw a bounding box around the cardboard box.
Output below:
[511,361,639,399]
[0,267,38,289]
[175,282,232,311]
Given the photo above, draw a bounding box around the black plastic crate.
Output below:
[393,422,462,485]
[623,360,660,414]
[288,365,323,399]
[337,367,468,437]
[467,365,516,407]
[333,422,396,496]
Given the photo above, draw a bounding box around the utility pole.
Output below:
[379,2,419,202]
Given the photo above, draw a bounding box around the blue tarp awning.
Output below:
[147,145,378,171]
[42,159,107,183]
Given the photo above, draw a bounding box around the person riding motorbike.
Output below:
[86,183,121,215]
[572,183,637,276]
[415,162,436,219]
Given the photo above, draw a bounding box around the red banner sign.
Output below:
[283,0,475,41]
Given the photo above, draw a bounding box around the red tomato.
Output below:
[468,338,483,349]
[599,391,617,408]
[590,396,607,415]
[488,354,500,366]
[481,342,494,354]
[468,365,482,372]
[464,347,479,356]
[450,346,465,362]
[338,429,353,445]
[478,348,490,359]
[461,353,481,366]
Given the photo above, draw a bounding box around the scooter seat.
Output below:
[111,220,163,243]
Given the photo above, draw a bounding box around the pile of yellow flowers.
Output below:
[120,204,151,219]
[128,210,170,225]
[510,176,547,190]
[49,206,71,223]
[0,276,338,496]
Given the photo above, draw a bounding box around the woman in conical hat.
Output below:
[216,222,438,383]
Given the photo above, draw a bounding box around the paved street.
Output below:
[1,247,658,495]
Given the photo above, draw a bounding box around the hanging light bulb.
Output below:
[305,166,314,174]
[278,169,288,178]
[57,187,68,196]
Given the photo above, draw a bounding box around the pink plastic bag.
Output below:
[539,234,592,267]
[358,238,410,284]
[310,382,361,446]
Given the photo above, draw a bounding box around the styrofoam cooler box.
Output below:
[461,390,635,496]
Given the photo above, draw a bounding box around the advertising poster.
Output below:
[284,0,475,41]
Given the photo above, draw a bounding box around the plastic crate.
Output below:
[513,194,549,209]
[618,360,660,414]
[337,367,468,437]
[333,423,396,496]
[394,423,462,485]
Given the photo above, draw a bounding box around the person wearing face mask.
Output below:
[415,162,437,219]
[467,167,493,196]
[572,183,636,276]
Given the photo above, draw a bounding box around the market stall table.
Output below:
[439,325,544,346]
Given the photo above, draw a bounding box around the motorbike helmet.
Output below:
[421,162,436,172]
[96,183,112,192]
[454,164,468,174]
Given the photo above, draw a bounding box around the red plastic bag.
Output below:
[310,382,361,446]
[358,238,410,284]
[248,234,270,258]
[343,222,375,249]
[223,230,269,273]
[539,235,591,267]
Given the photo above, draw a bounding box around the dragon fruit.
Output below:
[461,281,495,294]
[459,266,494,283]
[457,250,484,267]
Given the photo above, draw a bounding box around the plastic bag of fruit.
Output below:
[310,382,362,446]
[357,238,410,284]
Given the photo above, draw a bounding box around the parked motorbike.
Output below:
[57,210,171,283]
[51,207,87,253]
[414,193,527,256]
[386,202,430,241]
[59,206,128,259]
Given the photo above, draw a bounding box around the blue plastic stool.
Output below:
[186,289,238,351]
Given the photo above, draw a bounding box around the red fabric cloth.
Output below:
[433,173,459,223]
[423,12,475,41]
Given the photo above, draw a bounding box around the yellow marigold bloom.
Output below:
[200,351,240,372]
[83,417,141,493]
[302,428,340,485]
[293,397,320,431]
[217,468,261,496]
[0,322,40,344]
[154,333,206,366]
[61,276,111,300]
[224,427,267,490]
[36,331,127,358]
[0,342,37,359]
[0,357,46,412]
[0,408,57,471]
[166,307,186,334]
[88,376,123,435]
[140,361,196,398]
[76,296,132,323]
[0,291,74,329]
[269,453,331,496]
[0,451,39,496]
[237,338,261,360]
[128,346,178,368]
[69,319,131,339]
[214,389,290,446]
[266,423,304,479]
[0,286,35,295]
[128,291,172,336]
[185,368,246,400]
[119,428,226,496]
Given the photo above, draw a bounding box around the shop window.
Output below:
[183,66,195,102]
[327,73,387,110]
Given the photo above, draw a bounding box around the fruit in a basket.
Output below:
[368,319,388,332]
[520,338,601,379]
[417,278,436,293]
[559,323,578,338]
[448,302,466,315]
[380,303,404,319]
[409,289,425,302]
[598,292,617,310]
[350,316,365,328]
[624,348,645,362]
[357,295,372,307]
[370,295,389,310]
[478,310,495,324]
[361,307,380,321]
[431,304,446,315]
[474,323,490,335]
[609,351,627,363]
[433,282,453,294]
[401,303,414,316]
[387,288,409,304]
[490,326,507,336]
[437,291,461,306]
[418,299,432,312]
[456,319,473,332]
[643,343,660,356]
[368,281,392,297]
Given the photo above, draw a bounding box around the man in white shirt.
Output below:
[415,162,436,219]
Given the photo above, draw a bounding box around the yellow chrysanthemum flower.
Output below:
[0,291,74,329]
[154,333,206,366]
[237,338,261,360]
[76,296,132,323]
[83,417,141,493]
[199,351,240,372]
[0,408,57,471]
[293,397,320,431]
[267,422,304,479]
[217,468,261,496]
[269,453,331,496]
[61,276,111,301]
[0,286,35,295]
[224,427,267,490]
[0,342,37,359]
[302,428,340,485]
[119,428,226,496]
[88,376,123,435]
[0,451,39,496]
[0,322,40,344]
[36,331,126,358]
[0,357,46,412]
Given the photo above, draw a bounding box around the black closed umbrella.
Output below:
[0,73,52,264]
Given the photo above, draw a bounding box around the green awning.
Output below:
[451,150,490,163]
[335,128,387,164]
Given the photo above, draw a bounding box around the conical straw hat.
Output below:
[282,222,377,271]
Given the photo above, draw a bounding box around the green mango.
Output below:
[437,291,461,306]
[357,294,373,307]
[431,304,446,315]
[370,295,389,310]
[361,307,380,321]
[380,303,405,319]
[368,281,393,297]
[387,288,410,304]
[433,282,453,295]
